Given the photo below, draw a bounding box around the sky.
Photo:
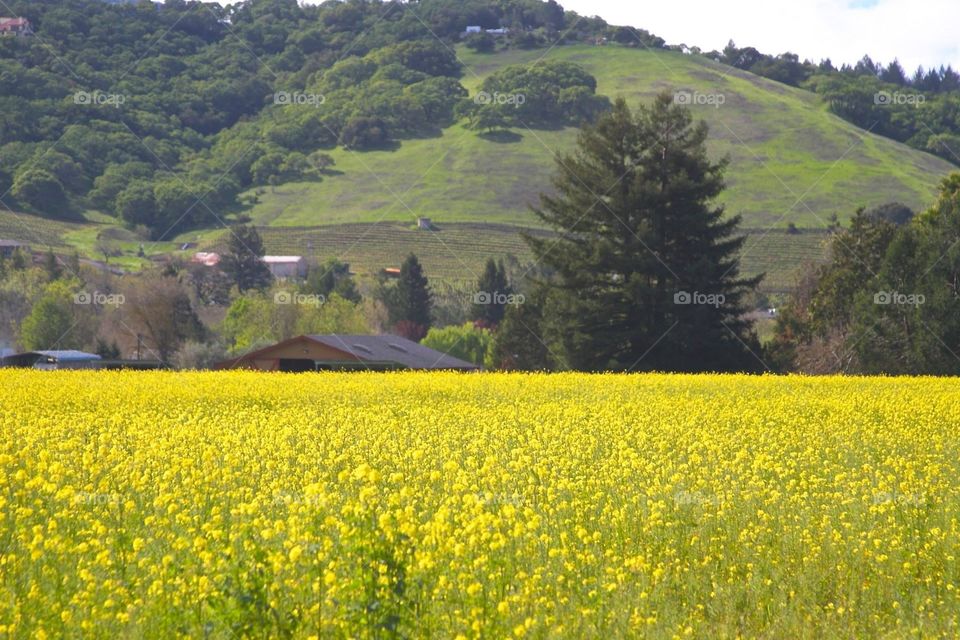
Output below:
[247,0,960,73]
[550,0,960,72]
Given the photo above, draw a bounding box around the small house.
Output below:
[0,17,32,37]
[0,240,30,258]
[417,217,432,230]
[1,350,102,370]
[465,25,482,34]
[263,255,307,279]
[216,335,480,372]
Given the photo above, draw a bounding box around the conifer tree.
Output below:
[220,224,273,293]
[388,253,432,341]
[527,93,762,372]
[470,257,511,326]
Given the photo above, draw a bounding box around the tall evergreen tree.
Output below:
[220,224,273,293]
[470,257,511,326]
[388,253,432,341]
[526,94,762,372]
[490,287,552,371]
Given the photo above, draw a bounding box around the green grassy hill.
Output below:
[4,44,953,292]
[220,44,951,291]
[243,45,954,231]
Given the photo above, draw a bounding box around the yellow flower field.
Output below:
[2,371,959,638]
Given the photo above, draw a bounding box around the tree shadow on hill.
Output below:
[350,139,402,153]
[478,130,523,144]
[405,126,446,141]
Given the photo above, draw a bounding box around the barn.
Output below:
[1,350,101,370]
[215,335,480,372]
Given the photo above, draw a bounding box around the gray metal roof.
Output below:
[308,335,479,370]
[32,350,102,362]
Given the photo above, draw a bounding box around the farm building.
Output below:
[0,240,30,258]
[263,255,307,279]
[0,17,32,37]
[1,350,101,370]
[216,335,480,372]
[0,350,166,370]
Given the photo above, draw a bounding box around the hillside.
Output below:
[243,44,955,231]
[2,30,955,291]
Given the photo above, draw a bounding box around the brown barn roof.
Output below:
[218,334,480,371]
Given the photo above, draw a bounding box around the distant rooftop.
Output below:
[32,350,102,362]
[308,335,478,370]
[262,256,305,263]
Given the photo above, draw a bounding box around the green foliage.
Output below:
[464,32,496,54]
[221,290,367,353]
[381,254,432,341]
[115,181,158,229]
[470,258,512,326]
[490,287,551,370]
[774,175,960,374]
[11,169,69,217]
[220,225,273,294]
[303,259,361,304]
[462,60,610,130]
[422,322,493,367]
[0,0,476,232]
[526,94,762,372]
[19,280,88,351]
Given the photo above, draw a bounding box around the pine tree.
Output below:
[220,224,273,293]
[470,258,512,326]
[388,253,432,341]
[526,93,762,372]
[490,288,551,370]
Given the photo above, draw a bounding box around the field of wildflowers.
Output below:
[2,371,959,638]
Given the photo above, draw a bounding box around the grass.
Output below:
[242,44,954,232]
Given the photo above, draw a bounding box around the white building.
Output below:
[263,256,307,280]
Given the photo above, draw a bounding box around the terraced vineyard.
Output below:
[737,229,830,291]
[0,210,85,249]
[251,223,828,292]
